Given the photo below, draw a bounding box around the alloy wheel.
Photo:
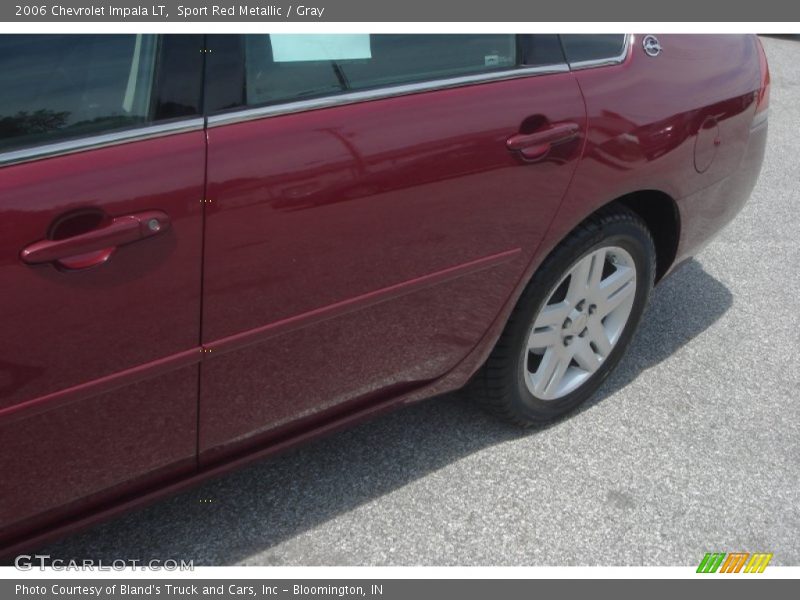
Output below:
[524,246,637,401]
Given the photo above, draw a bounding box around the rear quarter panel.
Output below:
[542,34,762,267]
[426,34,765,396]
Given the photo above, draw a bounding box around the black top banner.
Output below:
[2,0,800,22]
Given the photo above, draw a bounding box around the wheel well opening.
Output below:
[613,191,680,282]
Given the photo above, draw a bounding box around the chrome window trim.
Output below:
[207,63,571,128]
[0,35,624,166]
[0,118,205,168]
[566,34,632,71]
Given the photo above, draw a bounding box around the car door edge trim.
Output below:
[206,64,571,128]
[566,34,632,71]
[0,118,206,168]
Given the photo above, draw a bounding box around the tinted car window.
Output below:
[152,34,205,120]
[560,34,627,65]
[241,34,518,107]
[0,35,158,153]
[205,35,247,113]
[519,34,566,68]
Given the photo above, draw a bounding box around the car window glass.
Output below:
[242,34,518,107]
[0,34,158,153]
[519,34,566,67]
[560,34,627,65]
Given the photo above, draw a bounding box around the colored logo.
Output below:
[697,552,773,573]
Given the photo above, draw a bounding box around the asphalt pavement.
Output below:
[40,35,800,566]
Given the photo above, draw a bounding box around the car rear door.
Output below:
[199,34,587,462]
[0,35,205,545]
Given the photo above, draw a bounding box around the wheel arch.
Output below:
[610,189,681,282]
[432,188,682,396]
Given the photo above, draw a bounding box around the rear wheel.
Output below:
[467,206,656,425]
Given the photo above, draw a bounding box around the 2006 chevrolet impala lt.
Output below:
[0,34,768,554]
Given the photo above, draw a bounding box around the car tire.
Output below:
[466,205,656,426]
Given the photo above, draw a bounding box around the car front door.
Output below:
[0,35,205,546]
[199,34,587,463]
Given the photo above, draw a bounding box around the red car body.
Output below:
[0,34,769,556]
